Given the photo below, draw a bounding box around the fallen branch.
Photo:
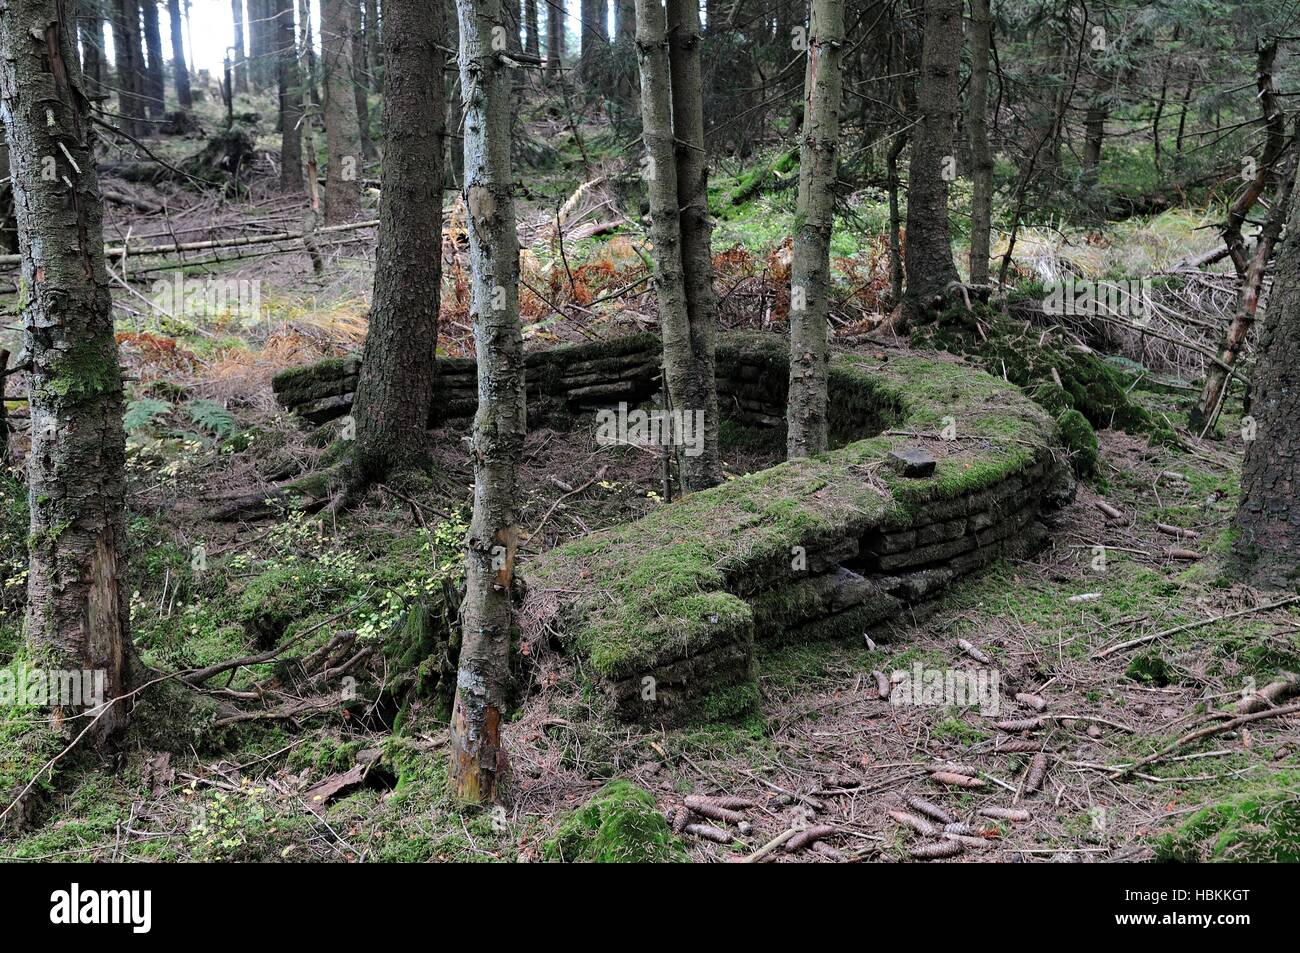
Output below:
[1093,595,1300,659]
[1109,701,1300,779]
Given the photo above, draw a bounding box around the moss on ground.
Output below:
[543,781,688,863]
[523,337,1060,684]
[1155,771,1300,862]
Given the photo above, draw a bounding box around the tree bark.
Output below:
[142,0,165,116]
[167,0,192,108]
[1235,158,1300,590]
[449,0,524,805]
[547,0,564,74]
[277,0,303,191]
[78,0,105,98]
[231,0,249,93]
[579,0,607,76]
[112,0,147,136]
[0,0,137,743]
[967,0,992,286]
[365,0,381,89]
[321,0,362,222]
[352,0,375,159]
[786,0,843,458]
[350,0,445,483]
[298,0,324,272]
[902,0,961,322]
[524,0,539,56]
[666,0,720,487]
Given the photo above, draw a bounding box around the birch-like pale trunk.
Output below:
[786,0,844,458]
[449,0,526,804]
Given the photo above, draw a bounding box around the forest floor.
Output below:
[1,88,1297,862]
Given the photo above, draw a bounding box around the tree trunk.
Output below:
[321,0,362,222]
[524,0,539,56]
[277,0,303,191]
[579,0,607,76]
[0,0,137,743]
[616,0,633,39]
[142,0,165,116]
[636,0,708,494]
[298,0,324,272]
[78,0,105,98]
[901,0,961,322]
[449,0,524,805]
[351,0,446,483]
[1235,159,1300,589]
[1081,69,1111,187]
[967,0,992,286]
[785,0,843,459]
[547,0,564,74]
[112,0,147,136]
[365,0,381,89]
[666,0,721,487]
[167,0,192,108]
[352,0,375,159]
[231,0,250,93]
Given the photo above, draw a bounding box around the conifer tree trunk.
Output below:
[449,0,525,805]
[350,0,446,484]
[78,0,105,98]
[547,0,564,74]
[112,0,147,135]
[967,0,992,286]
[231,0,250,93]
[142,0,165,116]
[786,0,843,458]
[666,0,720,487]
[277,0,303,191]
[580,0,607,76]
[902,0,961,322]
[0,0,137,743]
[1235,160,1300,589]
[525,0,539,56]
[352,0,374,159]
[321,0,362,222]
[365,0,381,89]
[167,0,192,108]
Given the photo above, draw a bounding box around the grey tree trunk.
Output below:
[1235,159,1300,590]
[547,0,564,74]
[449,0,525,805]
[524,0,539,56]
[321,0,362,222]
[167,0,192,108]
[277,0,303,191]
[298,0,324,272]
[786,0,843,458]
[0,0,136,743]
[635,0,712,493]
[580,0,607,76]
[112,0,147,135]
[352,0,374,158]
[902,0,961,322]
[142,0,165,116]
[967,0,992,286]
[365,0,381,89]
[231,0,249,93]
[351,0,446,484]
[78,0,105,98]
[666,0,720,487]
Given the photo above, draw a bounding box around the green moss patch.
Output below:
[1155,771,1300,862]
[543,781,688,863]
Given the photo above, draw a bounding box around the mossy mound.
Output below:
[1056,408,1099,477]
[1155,771,1300,862]
[914,305,1168,440]
[543,781,689,863]
[238,562,352,647]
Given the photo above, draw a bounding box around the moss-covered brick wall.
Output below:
[274,331,1072,725]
